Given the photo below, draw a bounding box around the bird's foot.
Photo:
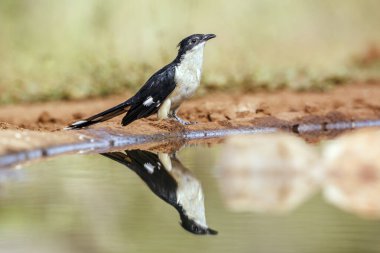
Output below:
[171,112,197,125]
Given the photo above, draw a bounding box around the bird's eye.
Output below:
[191,38,197,44]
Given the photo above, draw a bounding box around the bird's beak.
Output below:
[206,227,218,235]
[203,34,216,41]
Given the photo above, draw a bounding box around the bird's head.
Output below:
[179,212,218,235]
[177,34,216,56]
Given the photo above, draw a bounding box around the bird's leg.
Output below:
[171,111,191,125]
[169,110,196,125]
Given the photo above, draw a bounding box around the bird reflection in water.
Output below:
[101,149,217,235]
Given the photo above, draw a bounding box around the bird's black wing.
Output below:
[121,64,177,126]
[101,150,178,205]
[66,63,176,129]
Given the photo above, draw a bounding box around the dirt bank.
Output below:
[0,82,379,156]
[1,82,380,131]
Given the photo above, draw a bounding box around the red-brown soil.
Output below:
[0,82,379,155]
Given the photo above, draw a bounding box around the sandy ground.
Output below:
[0,82,379,155]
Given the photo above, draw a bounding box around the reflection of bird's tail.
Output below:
[101,150,158,170]
[101,150,163,181]
[101,152,132,165]
[65,100,131,130]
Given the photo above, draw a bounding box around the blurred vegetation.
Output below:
[0,0,380,104]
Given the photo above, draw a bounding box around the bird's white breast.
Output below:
[171,42,205,109]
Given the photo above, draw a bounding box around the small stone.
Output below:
[37,111,56,123]
[72,112,84,120]
[304,103,318,113]
[207,113,225,122]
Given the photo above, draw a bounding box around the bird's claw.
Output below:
[182,120,198,125]
[171,113,197,125]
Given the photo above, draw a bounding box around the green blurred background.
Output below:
[1,0,380,104]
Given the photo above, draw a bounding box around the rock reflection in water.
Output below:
[101,149,217,235]
[217,129,380,219]
[323,129,380,218]
[217,133,320,213]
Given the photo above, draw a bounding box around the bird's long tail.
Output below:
[65,100,131,130]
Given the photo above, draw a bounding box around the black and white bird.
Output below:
[66,33,216,130]
[101,149,218,235]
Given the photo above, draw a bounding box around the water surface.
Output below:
[0,143,379,253]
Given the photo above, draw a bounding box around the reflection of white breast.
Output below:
[170,43,205,108]
[167,157,208,228]
[176,173,207,227]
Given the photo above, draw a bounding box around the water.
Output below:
[0,141,380,253]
